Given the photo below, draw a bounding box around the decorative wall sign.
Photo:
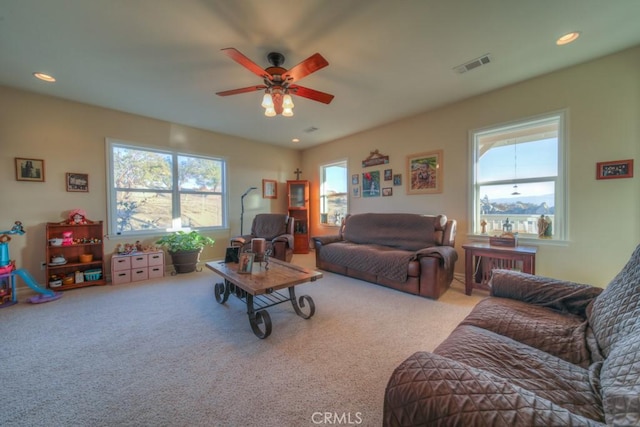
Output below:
[66,173,89,192]
[362,171,380,197]
[407,150,443,194]
[15,157,45,182]
[262,179,277,198]
[362,150,389,168]
[596,159,634,180]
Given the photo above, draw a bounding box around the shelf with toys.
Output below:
[46,209,106,291]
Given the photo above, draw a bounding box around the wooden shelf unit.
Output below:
[287,180,310,254]
[46,221,106,290]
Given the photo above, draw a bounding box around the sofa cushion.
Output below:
[461,297,592,366]
[600,321,640,426]
[384,351,604,426]
[587,244,640,358]
[434,325,605,422]
[251,213,288,240]
[319,242,414,282]
[343,213,445,250]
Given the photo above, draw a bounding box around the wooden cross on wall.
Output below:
[294,168,302,180]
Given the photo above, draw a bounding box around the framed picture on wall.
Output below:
[262,179,277,198]
[15,157,45,182]
[406,150,443,194]
[66,173,89,192]
[596,159,634,179]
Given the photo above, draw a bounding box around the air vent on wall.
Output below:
[453,54,492,74]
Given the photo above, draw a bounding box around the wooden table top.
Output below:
[205,258,323,296]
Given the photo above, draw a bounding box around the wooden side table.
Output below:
[462,242,537,295]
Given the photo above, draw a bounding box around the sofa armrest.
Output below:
[489,269,602,316]
[414,246,458,271]
[230,235,250,246]
[272,233,294,248]
[312,235,343,246]
[384,352,602,427]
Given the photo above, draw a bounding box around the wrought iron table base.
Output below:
[214,279,315,338]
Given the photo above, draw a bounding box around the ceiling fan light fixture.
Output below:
[282,107,294,117]
[261,92,274,108]
[282,94,294,109]
[264,107,276,117]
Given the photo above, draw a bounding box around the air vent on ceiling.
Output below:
[304,126,318,133]
[453,54,492,74]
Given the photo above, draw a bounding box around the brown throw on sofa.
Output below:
[384,243,640,426]
[313,213,457,299]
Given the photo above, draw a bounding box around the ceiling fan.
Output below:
[216,48,334,117]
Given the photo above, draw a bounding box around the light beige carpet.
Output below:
[0,253,485,427]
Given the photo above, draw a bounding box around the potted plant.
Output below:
[156,230,215,274]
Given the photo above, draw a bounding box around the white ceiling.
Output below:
[1,0,639,149]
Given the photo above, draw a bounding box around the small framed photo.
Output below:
[407,150,443,194]
[384,169,392,181]
[224,246,240,263]
[351,174,359,185]
[238,252,254,274]
[596,159,634,180]
[15,158,45,182]
[352,186,361,198]
[382,187,393,196]
[66,173,89,192]
[262,179,277,199]
[393,174,402,186]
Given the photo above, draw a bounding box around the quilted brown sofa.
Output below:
[384,243,640,426]
[312,213,457,299]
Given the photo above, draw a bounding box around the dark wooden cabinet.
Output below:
[287,180,310,254]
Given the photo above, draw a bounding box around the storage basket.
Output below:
[79,253,93,263]
[84,269,102,281]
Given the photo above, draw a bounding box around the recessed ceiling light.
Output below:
[292,138,300,143]
[33,72,56,82]
[556,31,580,46]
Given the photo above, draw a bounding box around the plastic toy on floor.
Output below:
[0,221,62,306]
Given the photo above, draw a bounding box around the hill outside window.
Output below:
[106,139,227,236]
[470,111,566,241]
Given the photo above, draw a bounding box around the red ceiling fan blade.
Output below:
[221,48,273,80]
[216,85,266,97]
[290,85,334,104]
[284,53,329,83]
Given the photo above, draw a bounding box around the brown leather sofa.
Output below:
[230,213,295,262]
[384,243,640,426]
[312,213,457,299]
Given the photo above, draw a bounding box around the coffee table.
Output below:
[205,258,323,338]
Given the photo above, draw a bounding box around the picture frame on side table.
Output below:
[262,179,277,199]
[238,252,254,274]
[15,157,45,182]
[596,159,634,180]
[66,172,89,192]
[406,150,443,194]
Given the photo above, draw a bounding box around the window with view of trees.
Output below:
[320,160,348,226]
[470,111,566,240]
[106,140,226,236]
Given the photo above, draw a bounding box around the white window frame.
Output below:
[469,110,568,242]
[319,159,348,227]
[106,138,228,237]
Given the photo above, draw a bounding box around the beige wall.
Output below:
[303,46,640,287]
[1,86,300,286]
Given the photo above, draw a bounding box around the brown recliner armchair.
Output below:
[230,213,295,262]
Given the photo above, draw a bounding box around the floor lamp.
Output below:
[240,187,257,235]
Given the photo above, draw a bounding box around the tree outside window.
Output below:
[320,161,348,226]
